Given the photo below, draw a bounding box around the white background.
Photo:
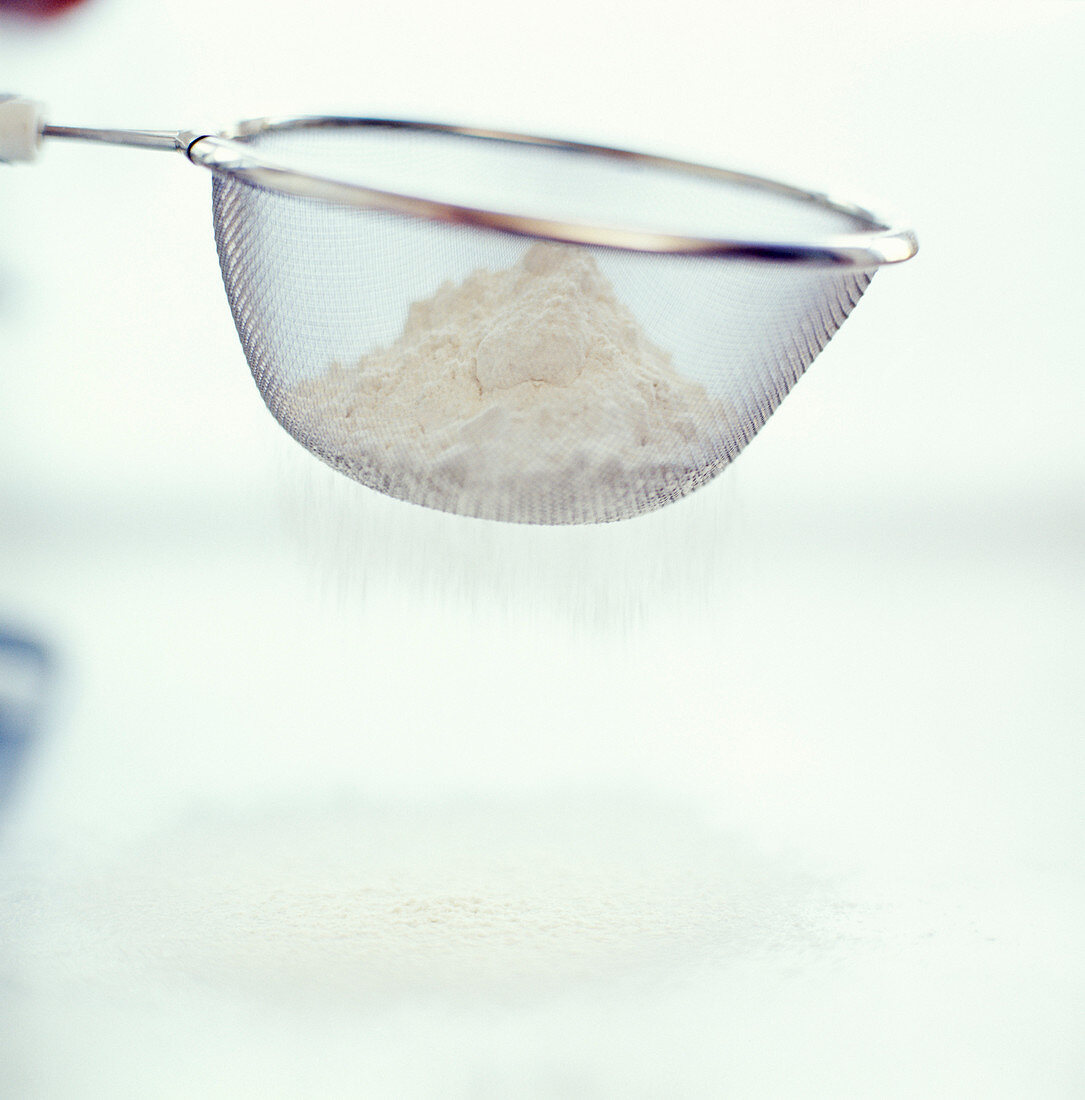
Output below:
[1,2,1082,1096]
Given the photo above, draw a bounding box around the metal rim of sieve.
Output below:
[183,116,917,269]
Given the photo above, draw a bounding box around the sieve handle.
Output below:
[39,124,192,152]
[1,95,207,162]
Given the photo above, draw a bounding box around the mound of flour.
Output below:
[284,243,725,523]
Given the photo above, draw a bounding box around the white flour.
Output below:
[284,243,726,523]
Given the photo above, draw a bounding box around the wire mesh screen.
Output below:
[211,125,874,524]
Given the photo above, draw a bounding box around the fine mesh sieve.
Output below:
[1,101,917,525]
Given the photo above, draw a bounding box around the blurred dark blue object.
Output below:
[0,626,53,810]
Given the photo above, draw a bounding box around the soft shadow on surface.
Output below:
[0,791,835,1007]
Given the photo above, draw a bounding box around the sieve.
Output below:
[1,96,917,525]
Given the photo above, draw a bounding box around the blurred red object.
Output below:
[0,0,91,15]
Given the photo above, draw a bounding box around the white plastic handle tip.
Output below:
[0,96,46,164]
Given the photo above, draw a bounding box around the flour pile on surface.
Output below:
[282,242,730,524]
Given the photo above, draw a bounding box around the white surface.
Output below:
[1,3,1083,1097]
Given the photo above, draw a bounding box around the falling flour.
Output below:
[282,242,727,524]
